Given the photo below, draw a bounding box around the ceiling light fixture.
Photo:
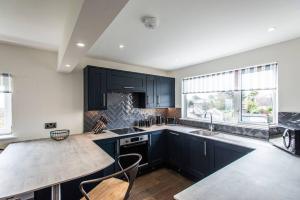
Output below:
[76,42,86,47]
[119,44,125,49]
[65,64,71,68]
[268,27,276,32]
[142,16,159,30]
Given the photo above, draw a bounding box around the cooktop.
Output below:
[110,127,145,135]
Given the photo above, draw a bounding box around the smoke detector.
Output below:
[142,16,159,30]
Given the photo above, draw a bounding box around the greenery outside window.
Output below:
[182,63,277,125]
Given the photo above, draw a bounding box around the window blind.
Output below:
[0,73,12,93]
[182,63,277,94]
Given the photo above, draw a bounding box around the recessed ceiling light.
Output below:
[76,42,85,47]
[65,64,71,67]
[268,27,276,32]
[119,44,125,49]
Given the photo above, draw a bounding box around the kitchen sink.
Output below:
[189,129,219,136]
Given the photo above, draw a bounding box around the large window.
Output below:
[182,63,277,125]
[0,74,12,135]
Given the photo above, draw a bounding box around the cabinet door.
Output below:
[84,66,107,111]
[184,136,211,180]
[166,131,182,170]
[213,141,252,172]
[94,139,119,175]
[156,77,175,108]
[149,131,165,167]
[107,70,146,92]
[146,75,156,108]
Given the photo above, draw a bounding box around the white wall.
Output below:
[0,44,83,146]
[170,38,300,112]
[0,44,168,146]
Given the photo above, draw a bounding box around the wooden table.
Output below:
[0,134,114,200]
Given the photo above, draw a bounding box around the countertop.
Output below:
[88,125,300,200]
[1,124,299,200]
[0,135,114,199]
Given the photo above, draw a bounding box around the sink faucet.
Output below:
[204,112,214,132]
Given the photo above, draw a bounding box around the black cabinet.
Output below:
[146,75,175,108]
[156,76,175,108]
[94,138,119,175]
[84,66,175,110]
[212,141,252,172]
[184,135,212,180]
[149,130,166,167]
[166,131,183,170]
[107,69,146,92]
[146,75,156,108]
[84,66,107,111]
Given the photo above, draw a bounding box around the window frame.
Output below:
[181,63,278,126]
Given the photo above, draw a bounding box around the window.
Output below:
[0,74,12,135]
[182,63,277,125]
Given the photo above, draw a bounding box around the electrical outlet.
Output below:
[45,122,57,129]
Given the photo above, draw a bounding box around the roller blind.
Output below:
[182,63,277,94]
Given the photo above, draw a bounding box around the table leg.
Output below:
[51,184,61,200]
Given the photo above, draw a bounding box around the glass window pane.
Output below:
[241,90,275,124]
[185,92,239,123]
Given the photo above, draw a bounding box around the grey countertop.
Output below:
[0,134,114,199]
[88,125,300,200]
[1,124,299,200]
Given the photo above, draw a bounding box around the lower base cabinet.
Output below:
[212,141,253,172]
[183,135,213,180]
[166,131,183,170]
[94,138,119,175]
[149,130,166,167]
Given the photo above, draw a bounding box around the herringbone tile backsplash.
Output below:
[84,93,178,132]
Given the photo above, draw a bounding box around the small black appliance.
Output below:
[269,125,300,156]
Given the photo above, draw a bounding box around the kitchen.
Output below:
[1,0,300,200]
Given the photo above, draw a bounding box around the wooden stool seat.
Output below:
[81,177,129,200]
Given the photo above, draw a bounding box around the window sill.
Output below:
[180,118,270,131]
[0,134,16,141]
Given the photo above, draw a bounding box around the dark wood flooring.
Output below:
[129,168,194,200]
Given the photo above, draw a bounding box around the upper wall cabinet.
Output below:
[156,76,175,108]
[146,75,156,108]
[84,66,175,110]
[146,75,175,108]
[84,66,107,111]
[107,69,146,92]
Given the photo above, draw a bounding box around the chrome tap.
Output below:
[204,112,214,132]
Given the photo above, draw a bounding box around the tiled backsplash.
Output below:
[84,93,180,132]
[179,119,269,139]
[278,112,300,129]
[84,93,299,139]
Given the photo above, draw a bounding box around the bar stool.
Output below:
[79,153,142,200]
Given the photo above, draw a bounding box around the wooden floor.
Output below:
[129,168,194,200]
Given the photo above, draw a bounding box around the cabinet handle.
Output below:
[103,93,106,106]
[157,95,160,106]
[204,141,207,157]
[149,135,152,147]
[146,96,149,105]
[169,131,179,136]
[124,86,134,89]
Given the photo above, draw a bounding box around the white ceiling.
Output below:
[88,0,300,70]
[1,0,300,71]
[0,0,69,51]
